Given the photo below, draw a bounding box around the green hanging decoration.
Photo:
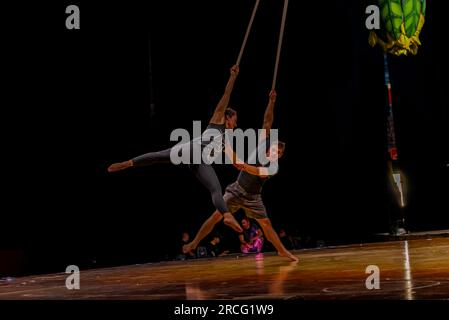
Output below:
[369,0,426,56]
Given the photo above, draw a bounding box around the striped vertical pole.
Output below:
[384,53,406,234]
[384,53,398,162]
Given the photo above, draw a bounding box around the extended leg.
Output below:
[257,218,299,262]
[189,164,242,233]
[183,210,223,254]
[108,148,172,172]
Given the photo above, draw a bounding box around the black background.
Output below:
[2,0,448,276]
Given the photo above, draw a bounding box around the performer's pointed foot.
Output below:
[182,242,196,255]
[108,160,133,172]
[223,213,243,233]
[278,250,299,262]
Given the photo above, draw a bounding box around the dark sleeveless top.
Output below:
[200,123,226,163]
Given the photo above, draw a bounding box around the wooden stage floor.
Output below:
[1,238,449,300]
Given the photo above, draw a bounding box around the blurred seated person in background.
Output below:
[279,228,294,250]
[207,234,229,257]
[239,217,264,254]
[177,231,196,260]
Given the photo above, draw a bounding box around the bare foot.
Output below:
[278,250,299,262]
[223,213,243,233]
[108,160,133,172]
[182,242,196,254]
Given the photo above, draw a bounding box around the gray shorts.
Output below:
[223,182,268,219]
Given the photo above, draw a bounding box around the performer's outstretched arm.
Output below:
[225,140,275,178]
[233,162,274,178]
[209,65,239,124]
[261,90,277,138]
[232,90,278,177]
[224,140,261,174]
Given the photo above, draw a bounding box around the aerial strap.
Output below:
[272,0,289,90]
[236,0,261,66]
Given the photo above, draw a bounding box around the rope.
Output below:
[272,0,289,90]
[236,0,261,66]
